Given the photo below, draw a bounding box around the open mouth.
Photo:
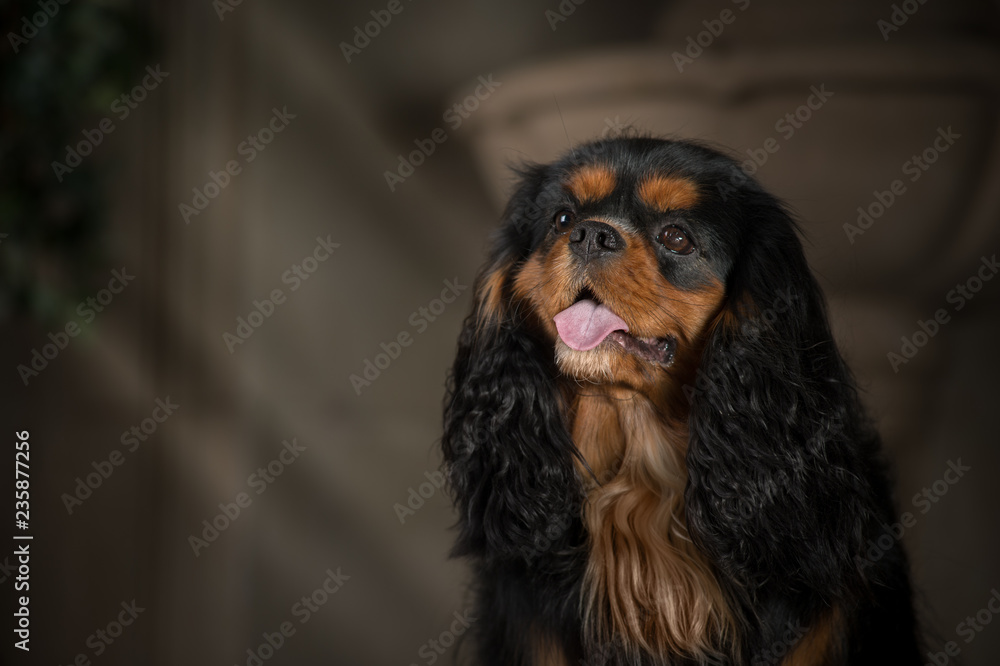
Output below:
[553,289,677,366]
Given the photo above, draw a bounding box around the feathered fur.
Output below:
[441,137,922,666]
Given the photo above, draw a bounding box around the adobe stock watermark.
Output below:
[179,106,296,224]
[509,127,621,236]
[188,438,307,557]
[406,609,477,666]
[0,552,20,586]
[600,115,629,138]
[926,587,1000,666]
[56,600,145,664]
[6,0,71,55]
[752,621,809,666]
[717,84,834,201]
[61,397,180,515]
[16,267,136,386]
[682,286,798,404]
[383,75,501,192]
[887,253,997,373]
[394,431,531,525]
[222,234,340,353]
[340,0,418,63]
[856,459,970,570]
[844,126,960,244]
[350,277,468,395]
[545,0,587,31]
[51,65,169,182]
[718,419,843,522]
[672,0,752,73]
[12,543,29,651]
[234,566,349,666]
[213,0,245,21]
[524,511,575,566]
[394,469,446,524]
[877,0,931,41]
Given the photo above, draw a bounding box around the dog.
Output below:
[441,137,922,665]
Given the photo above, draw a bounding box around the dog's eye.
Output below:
[553,210,575,233]
[659,225,695,254]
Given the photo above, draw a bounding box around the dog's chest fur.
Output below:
[567,388,734,661]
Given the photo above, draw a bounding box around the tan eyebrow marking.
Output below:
[566,165,616,204]
[637,175,700,211]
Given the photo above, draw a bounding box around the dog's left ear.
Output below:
[685,190,887,600]
[441,166,583,564]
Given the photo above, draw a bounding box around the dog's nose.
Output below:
[568,220,624,261]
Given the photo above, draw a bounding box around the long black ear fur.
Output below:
[441,169,584,565]
[686,190,882,597]
[684,189,920,658]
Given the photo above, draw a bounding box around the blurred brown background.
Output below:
[3,0,1000,664]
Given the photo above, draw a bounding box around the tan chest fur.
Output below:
[570,387,734,662]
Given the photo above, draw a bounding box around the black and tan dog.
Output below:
[442,137,922,665]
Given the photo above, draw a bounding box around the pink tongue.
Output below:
[553,299,629,351]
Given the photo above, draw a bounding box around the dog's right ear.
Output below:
[685,189,884,599]
[441,164,583,564]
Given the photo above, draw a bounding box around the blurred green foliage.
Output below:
[1,0,151,323]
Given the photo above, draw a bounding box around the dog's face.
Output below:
[496,138,747,396]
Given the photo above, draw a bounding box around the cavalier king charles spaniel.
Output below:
[441,137,922,665]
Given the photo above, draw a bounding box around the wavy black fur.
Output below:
[441,137,922,665]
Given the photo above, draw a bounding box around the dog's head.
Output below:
[444,136,857,556]
[471,137,823,409]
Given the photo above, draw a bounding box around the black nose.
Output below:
[568,220,625,261]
